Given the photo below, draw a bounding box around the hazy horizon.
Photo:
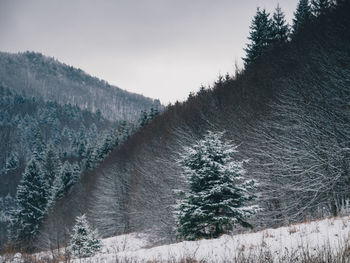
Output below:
[0,0,298,104]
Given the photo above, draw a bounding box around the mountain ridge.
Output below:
[0,51,161,121]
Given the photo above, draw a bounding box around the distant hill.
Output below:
[0,51,161,121]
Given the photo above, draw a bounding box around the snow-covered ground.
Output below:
[97,232,151,255]
[1,216,350,262]
[71,216,350,262]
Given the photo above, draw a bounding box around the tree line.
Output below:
[244,0,337,65]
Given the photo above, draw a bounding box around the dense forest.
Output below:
[0,86,160,249]
[0,51,161,121]
[1,0,350,258]
[0,87,112,194]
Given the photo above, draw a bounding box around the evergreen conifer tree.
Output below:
[77,141,86,158]
[9,159,47,249]
[271,4,290,43]
[48,162,80,208]
[71,162,81,184]
[82,144,97,170]
[41,145,61,193]
[50,161,74,203]
[311,0,333,16]
[97,131,118,161]
[77,128,87,157]
[118,120,131,141]
[292,0,312,34]
[31,128,45,162]
[243,8,273,65]
[176,131,258,240]
[70,214,102,258]
[139,110,149,127]
[0,194,15,222]
[5,152,19,171]
[149,106,160,120]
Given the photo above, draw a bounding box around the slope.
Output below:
[39,0,350,249]
[3,215,350,262]
[66,215,350,262]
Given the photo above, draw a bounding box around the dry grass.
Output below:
[140,243,350,263]
[288,226,298,235]
[2,243,350,263]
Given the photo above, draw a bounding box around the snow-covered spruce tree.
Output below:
[96,130,119,161]
[271,4,290,43]
[82,143,97,170]
[118,120,133,141]
[9,159,47,249]
[243,8,273,66]
[311,0,334,16]
[149,106,160,120]
[138,107,160,128]
[0,194,16,222]
[176,131,258,240]
[41,145,61,198]
[77,127,87,156]
[292,0,312,34]
[5,151,19,171]
[49,161,79,206]
[139,110,149,127]
[31,127,46,162]
[70,214,102,258]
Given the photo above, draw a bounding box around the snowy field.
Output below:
[71,216,350,262]
[1,216,350,262]
[72,216,350,262]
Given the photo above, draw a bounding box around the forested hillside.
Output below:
[0,51,161,121]
[0,87,112,196]
[34,0,350,251]
[0,86,148,249]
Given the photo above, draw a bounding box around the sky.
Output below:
[0,0,298,104]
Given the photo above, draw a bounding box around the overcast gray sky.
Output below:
[0,0,298,104]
